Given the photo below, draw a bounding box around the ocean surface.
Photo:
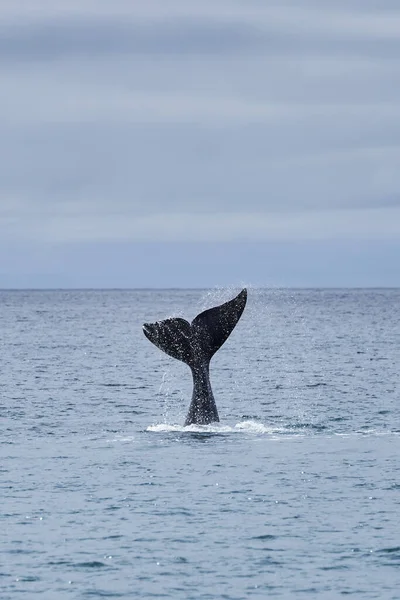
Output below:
[1,288,400,599]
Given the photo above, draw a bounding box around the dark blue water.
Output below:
[1,289,400,599]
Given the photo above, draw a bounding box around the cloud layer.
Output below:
[1,0,400,286]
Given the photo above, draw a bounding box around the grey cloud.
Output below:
[1,0,400,248]
[1,120,400,220]
[3,57,400,125]
[0,18,265,62]
[3,207,400,246]
[2,8,400,65]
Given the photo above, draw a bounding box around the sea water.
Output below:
[1,288,400,599]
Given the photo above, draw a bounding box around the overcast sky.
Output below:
[1,0,400,287]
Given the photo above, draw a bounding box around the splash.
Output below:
[146,420,285,435]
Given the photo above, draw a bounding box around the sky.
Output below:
[1,0,400,288]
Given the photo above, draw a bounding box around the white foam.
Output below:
[146,420,283,435]
[234,420,285,434]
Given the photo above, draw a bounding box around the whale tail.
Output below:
[142,288,247,366]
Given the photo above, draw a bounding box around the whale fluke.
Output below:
[191,288,247,361]
[143,318,193,364]
[143,288,247,425]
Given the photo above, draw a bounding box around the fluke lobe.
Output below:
[143,289,247,426]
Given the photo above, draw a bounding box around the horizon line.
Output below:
[1,286,399,292]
